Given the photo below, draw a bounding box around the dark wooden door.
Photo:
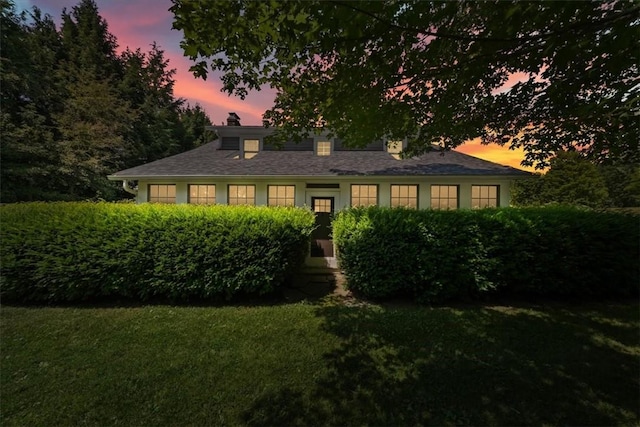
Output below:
[310,197,334,257]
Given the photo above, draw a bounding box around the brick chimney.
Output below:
[227,112,241,126]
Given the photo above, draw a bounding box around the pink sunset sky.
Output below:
[20,0,537,171]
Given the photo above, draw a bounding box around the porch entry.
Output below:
[310,196,334,257]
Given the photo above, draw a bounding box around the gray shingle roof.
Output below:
[109,139,531,179]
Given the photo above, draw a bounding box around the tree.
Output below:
[599,164,640,207]
[1,0,214,202]
[118,44,182,164]
[513,151,609,208]
[171,1,639,168]
[54,69,137,199]
[173,104,214,153]
[0,3,64,201]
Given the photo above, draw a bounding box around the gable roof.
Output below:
[109,137,531,180]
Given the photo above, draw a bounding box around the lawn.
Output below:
[1,299,638,426]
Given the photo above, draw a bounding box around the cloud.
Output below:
[456,138,537,172]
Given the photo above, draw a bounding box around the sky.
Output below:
[19,0,537,171]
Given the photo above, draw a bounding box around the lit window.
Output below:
[268,185,295,206]
[189,185,216,204]
[148,184,176,203]
[351,184,378,207]
[472,185,499,208]
[431,185,458,210]
[388,140,402,159]
[243,139,259,159]
[228,185,255,205]
[313,198,333,213]
[391,185,418,208]
[317,141,331,156]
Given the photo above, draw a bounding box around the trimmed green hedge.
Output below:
[333,207,639,302]
[1,202,315,303]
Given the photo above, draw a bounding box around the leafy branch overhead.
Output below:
[171,0,639,168]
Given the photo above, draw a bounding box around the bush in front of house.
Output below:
[0,202,315,303]
[333,206,639,302]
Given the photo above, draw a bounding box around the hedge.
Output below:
[333,206,639,302]
[1,202,315,303]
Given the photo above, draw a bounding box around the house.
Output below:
[108,112,530,266]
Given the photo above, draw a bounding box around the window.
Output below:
[391,185,418,208]
[317,141,331,156]
[313,198,333,213]
[243,139,259,159]
[228,185,255,205]
[148,184,176,203]
[351,184,378,207]
[430,185,458,210]
[472,185,499,208]
[388,140,402,159]
[189,185,216,204]
[268,185,295,206]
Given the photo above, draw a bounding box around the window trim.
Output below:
[430,184,459,210]
[227,184,256,205]
[148,184,176,204]
[350,184,379,207]
[471,184,500,209]
[188,184,216,205]
[267,185,296,206]
[390,184,419,208]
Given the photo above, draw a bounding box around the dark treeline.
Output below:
[1,0,213,202]
[511,151,640,209]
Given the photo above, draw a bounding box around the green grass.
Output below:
[1,300,638,426]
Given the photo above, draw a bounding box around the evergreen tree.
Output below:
[174,104,214,153]
[118,44,182,165]
[1,0,214,201]
[0,4,63,201]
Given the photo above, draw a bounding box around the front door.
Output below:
[310,197,334,257]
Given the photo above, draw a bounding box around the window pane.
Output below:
[268,185,294,206]
[229,185,255,205]
[189,185,216,204]
[149,185,176,203]
[351,185,378,207]
[244,139,259,151]
[388,140,402,154]
[471,185,499,209]
[391,185,418,208]
[430,185,457,210]
[317,141,331,156]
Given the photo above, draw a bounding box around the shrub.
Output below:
[1,202,315,303]
[333,206,639,302]
[333,208,497,302]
